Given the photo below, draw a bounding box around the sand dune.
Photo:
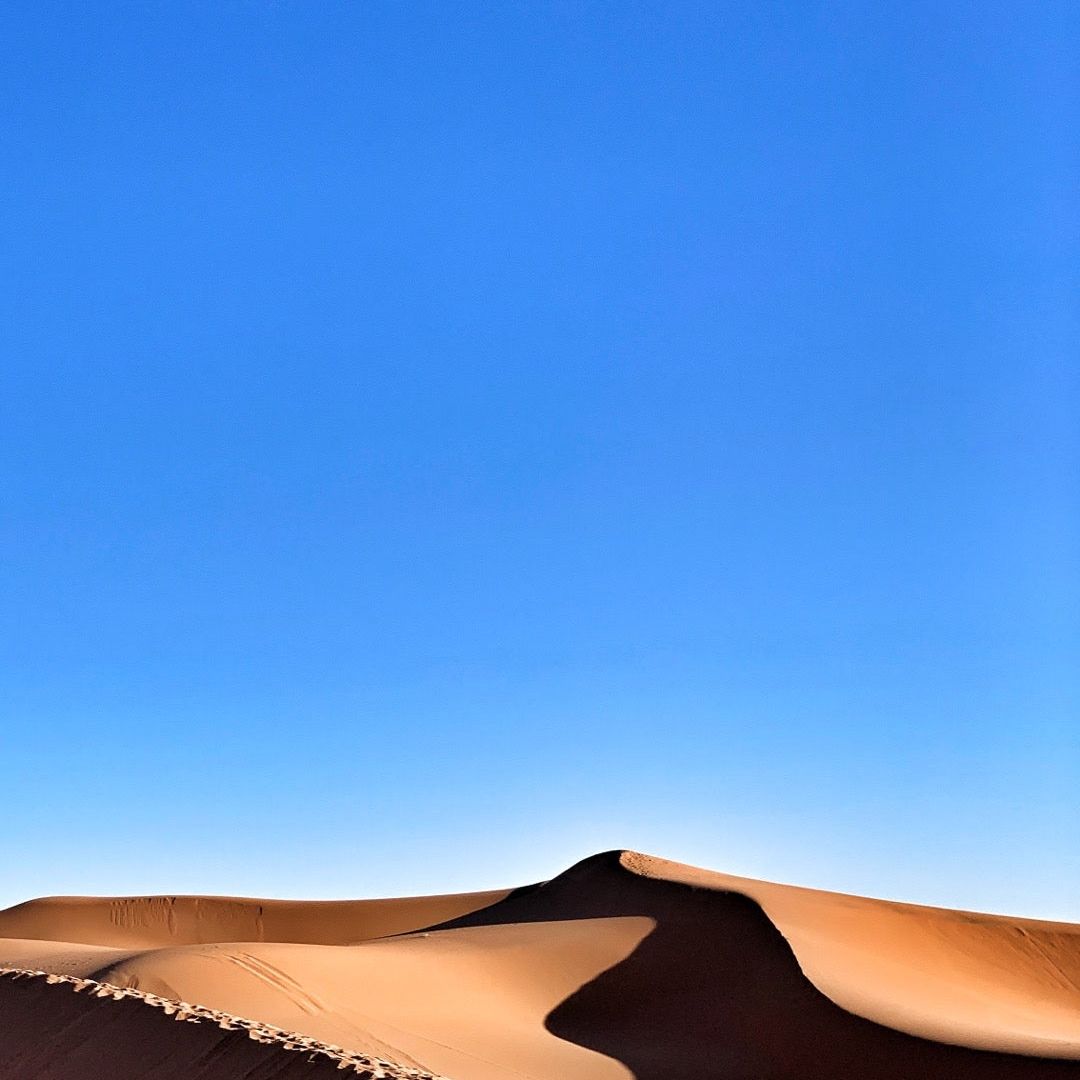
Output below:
[0,888,510,950]
[1,851,1078,1079]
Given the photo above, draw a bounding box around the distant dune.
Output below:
[1,850,1078,1078]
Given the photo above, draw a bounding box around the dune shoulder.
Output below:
[0,888,510,949]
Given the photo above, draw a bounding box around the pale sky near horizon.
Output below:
[1,3,1077,918]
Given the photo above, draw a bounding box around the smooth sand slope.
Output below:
[1,851,1078,1079]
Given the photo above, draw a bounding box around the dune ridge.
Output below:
[0,967,446,1079]
[2,850,1078,1079]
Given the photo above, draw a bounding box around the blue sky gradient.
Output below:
[2,2,1077,917]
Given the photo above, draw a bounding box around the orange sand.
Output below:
[1,851,1077,1078]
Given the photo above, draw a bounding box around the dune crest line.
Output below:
[0,967,447,1079]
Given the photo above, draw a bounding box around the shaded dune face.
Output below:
[2,851,1079,1079]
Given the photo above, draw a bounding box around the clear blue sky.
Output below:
[1,2,1076,918]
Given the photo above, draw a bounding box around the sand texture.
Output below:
[1,850,1078,1079]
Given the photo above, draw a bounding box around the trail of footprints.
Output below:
[0,967,447,1080]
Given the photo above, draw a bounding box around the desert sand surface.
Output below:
[1,850,1078,1079]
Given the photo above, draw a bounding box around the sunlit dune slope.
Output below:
[0,887,509,949]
